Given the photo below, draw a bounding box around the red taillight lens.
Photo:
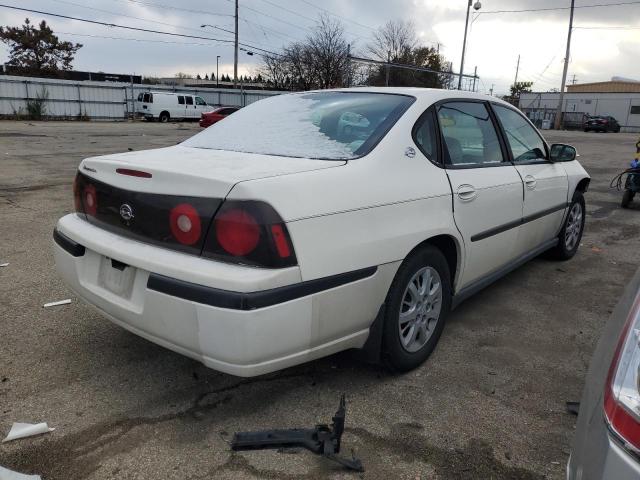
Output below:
[270,224,291,258]
[604,291,640,451]
[116,168,152,178]
[203,200,297,268]
[215,208,260,256]
[169,203,202,246]
[83,184,97,216]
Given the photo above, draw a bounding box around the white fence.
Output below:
[0,75,283,120]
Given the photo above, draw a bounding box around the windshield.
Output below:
[182,91,415,160]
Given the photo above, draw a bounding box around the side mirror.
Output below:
[550,143,577,162]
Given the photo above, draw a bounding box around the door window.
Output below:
[185,96,194,105]
[178,96,185,105]
[437,102,504,167]
[195,96,207,106]
[142,93,152,103]
[493,105,547,163]
[412,109,437,161]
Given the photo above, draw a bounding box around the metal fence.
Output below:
[0,75,283,120]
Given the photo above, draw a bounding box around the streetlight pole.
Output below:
[458,1,481,90]
[216,55,220,88]
[554,0,575,130]
[234,0,239,88]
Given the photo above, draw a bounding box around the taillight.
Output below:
[83,184,97,216]
[604,291,640,452]
[203,200,297,268]
[169,203,202,246]
[215,208,260,256]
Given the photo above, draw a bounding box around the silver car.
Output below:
[568,268,640,479]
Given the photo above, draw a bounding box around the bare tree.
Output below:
[259,14,350,90]
[368,20,416,62]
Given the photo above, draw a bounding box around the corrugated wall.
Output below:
[0,75,283,120]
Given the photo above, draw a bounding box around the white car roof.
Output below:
[308,87,515,108]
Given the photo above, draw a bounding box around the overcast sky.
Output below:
[1,0,639,95]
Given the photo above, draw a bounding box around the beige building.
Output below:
[567,80,640,94]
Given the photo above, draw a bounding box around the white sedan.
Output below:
[53,88,589,377]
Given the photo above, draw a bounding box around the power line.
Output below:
[121,0,234,18]
[49,0,234,39]
[294,0,378,33]
[574,24,640,29]
[0,4,284,57]
[57,31,227,47]
[478,0,640,14]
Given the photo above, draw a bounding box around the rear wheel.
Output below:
[382,246,451,372]
[622,189,634,208]
[550,191,585,260]
[159,111,170,123]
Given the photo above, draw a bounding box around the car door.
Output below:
[184,95,196,118]
[177,95,186,118]
[492,104,568,255]
[195,96,208,116]
[436,100,524,287]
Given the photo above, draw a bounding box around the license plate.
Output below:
[98,257,135,298]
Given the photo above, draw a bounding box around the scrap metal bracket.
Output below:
[231,394,364,472]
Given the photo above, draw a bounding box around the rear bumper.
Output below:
[53,214,384,376]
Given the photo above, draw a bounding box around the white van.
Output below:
[136,91,213,122]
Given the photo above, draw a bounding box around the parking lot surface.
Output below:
[1,120,639,480]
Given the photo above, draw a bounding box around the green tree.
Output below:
[0,18,82,76]
[510,81,533,98]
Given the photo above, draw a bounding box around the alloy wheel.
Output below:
[398,266,442,353]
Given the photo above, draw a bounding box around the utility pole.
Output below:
[489,84,494,96]
[234,0,239,88]
[472,66,477,92]
[458,0,473,90]
[216,55,220,89]
[554,0,575,130]
[513,54,520,89]
[346,44,351,87]
[570,74,577,85]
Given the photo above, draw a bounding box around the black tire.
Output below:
[550,191,586,260]
[159,111,170,123]
[382,245,452,372]
[622,189,634,208]
[584,128,589,132]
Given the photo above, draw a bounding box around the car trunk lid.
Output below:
[76,145,344,255]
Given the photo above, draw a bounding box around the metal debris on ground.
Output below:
[43,299,71,308]
[2,422,55,443]
[0,465,41,480]
[231,394,364,472]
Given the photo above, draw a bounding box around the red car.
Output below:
[199,106,239,128]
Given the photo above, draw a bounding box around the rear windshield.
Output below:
[182,91,415,160]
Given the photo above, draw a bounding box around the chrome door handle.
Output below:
[457,184,477,201]
[524,175,537,190]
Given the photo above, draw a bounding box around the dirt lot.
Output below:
[1,120,639,480]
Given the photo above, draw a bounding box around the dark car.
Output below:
[583,115,621,133]
[199,106,239,128]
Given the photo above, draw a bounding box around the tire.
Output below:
[159,111,170,123]
[622,189,634,208]
[382,245,452,372]
[584,128,589,132]
[550,191,586,260]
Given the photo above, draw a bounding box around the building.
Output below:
[519,78,640,132]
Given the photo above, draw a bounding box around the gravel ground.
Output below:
[1,120,639,480]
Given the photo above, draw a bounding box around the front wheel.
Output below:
[159,112,170,123]
[622,189,634,208]
[550,191,585,260]
[382,246,451,372]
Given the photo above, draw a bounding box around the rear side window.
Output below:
[437,102,504,167]
[143,93,152,103]
[178,96,185,105]
[493,105,546,163]
[413,109,437,161]
[185,96,194,105]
